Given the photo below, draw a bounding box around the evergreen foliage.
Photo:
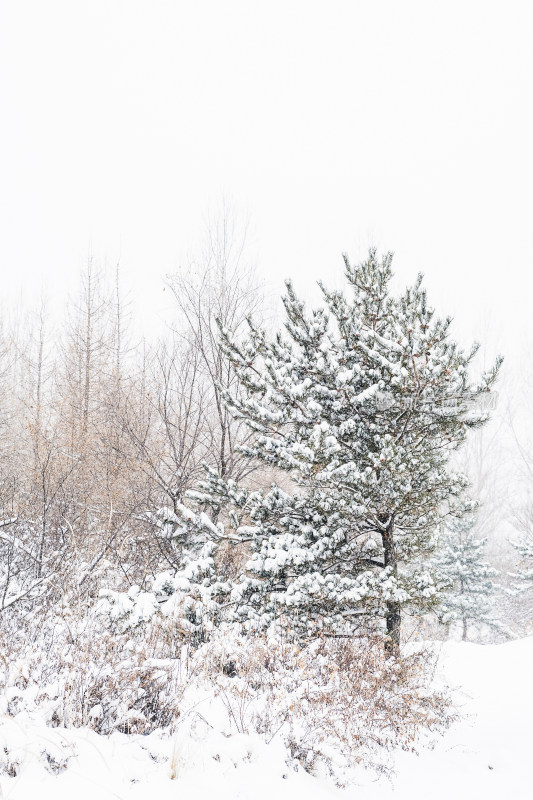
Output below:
[511,532,533,591]
[101,505,227,643]
[434,514,500,640]
[175,250,501,647]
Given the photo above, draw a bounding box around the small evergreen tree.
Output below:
[434,514,500,640]
[175,250,501,650]
[100,505,228,644]
[511,532,533,591]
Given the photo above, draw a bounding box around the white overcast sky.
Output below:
[1,0,532,370]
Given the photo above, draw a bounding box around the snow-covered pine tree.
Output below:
[434,514,500,640]
[176,250,501,650]
[510,532,533,591]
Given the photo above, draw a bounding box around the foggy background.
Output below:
[1,0,532,551]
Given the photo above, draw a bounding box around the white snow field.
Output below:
[0,636,531,799]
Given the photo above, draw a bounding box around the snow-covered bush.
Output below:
[98,504,232,646]
[195,630,453,780]
[0,603,189,734]
[0,592,453,781]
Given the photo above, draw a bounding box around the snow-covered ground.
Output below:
[361,636,533,799]
[1,637,531,799]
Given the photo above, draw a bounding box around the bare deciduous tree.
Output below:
[167,203,264,484]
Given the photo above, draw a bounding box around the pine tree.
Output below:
[511,533,533,591]
[176,250,501,650]
[434,514,500,640]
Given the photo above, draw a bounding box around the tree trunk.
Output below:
[459,578,468,641]
[381,515,400,654]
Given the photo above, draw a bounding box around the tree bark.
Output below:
[381,515,400,654]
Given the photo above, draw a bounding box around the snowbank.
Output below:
[360,636,533,799]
